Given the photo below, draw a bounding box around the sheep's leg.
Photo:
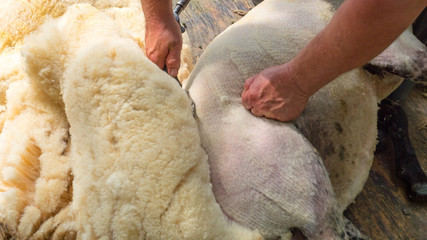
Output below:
[198,106,363,239]
[378,99,427,201]
[368,27,427,84]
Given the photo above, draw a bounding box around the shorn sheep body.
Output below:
[185,0,426,239]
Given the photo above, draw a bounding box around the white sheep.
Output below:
[184,0,426,239]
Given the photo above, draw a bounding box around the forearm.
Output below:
[141,0,174,24]
[290,0,427,96]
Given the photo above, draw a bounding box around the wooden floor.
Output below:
[345,87,427,240]
[178,0,427,239]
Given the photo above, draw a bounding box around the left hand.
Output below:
[241,64,310,122]
[144,17,182,77]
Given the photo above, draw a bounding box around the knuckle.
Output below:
[171,36,183,45]
[145,45,156,56]
[166,56,180,66]
[251,108,263,117]
[146,50,158,61]
[242,94,255,106]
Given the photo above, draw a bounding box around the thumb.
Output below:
[244,75,256,91]
[241,76,257,109]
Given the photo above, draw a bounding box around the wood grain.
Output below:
[177,0,253,61]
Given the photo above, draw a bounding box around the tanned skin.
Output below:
[141,0,182,77]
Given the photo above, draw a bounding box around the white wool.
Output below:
[0,0,131,51]
[0,79,71,238]
[0,49,26,132]
[53,5,257,238]
[17,206,42,238]
[0,0,197,238]
[0,1,259,239]
[0,0,192,84]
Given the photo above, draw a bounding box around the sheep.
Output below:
[184,0,426,239]
[294,25,427,210]
[0,1,262,239]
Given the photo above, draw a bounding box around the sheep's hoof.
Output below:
[398,164,427,202]
[408,182,427,202]
[252,0,263,6]
[378,99,427,202]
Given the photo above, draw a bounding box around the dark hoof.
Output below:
[252,0,263,6]
[397,164,427,202]
[408,182,427,202]
[378,99,427,202]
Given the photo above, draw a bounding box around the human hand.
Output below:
[241,64,310,122]
[145,17,182,77]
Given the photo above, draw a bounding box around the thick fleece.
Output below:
[0,0,208,239]
[0,0,131,52]
[0,79,71,238]
[1,2,261,240]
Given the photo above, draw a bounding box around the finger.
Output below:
[146,46,167,70]
[270,107,301,122]
[166,44,182,77]
[244,75,256,91]
[241,78,256,109]
[265,112,287,122]
[250,107,264,117]
[241,89,253,109]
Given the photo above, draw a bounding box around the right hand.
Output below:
[241,64,311,122]
[145,17,182,77]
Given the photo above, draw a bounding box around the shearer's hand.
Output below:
[241,64,310,122]
[144,15,182,77]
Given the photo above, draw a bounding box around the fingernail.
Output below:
[170,69,178,77]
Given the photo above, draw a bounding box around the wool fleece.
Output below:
[0,1,256,239]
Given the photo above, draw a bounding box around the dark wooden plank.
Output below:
[178,0,253,61]
[345,148,427,239]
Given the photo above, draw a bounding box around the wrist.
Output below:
[286,49,341,97]
[285,61,317,97]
